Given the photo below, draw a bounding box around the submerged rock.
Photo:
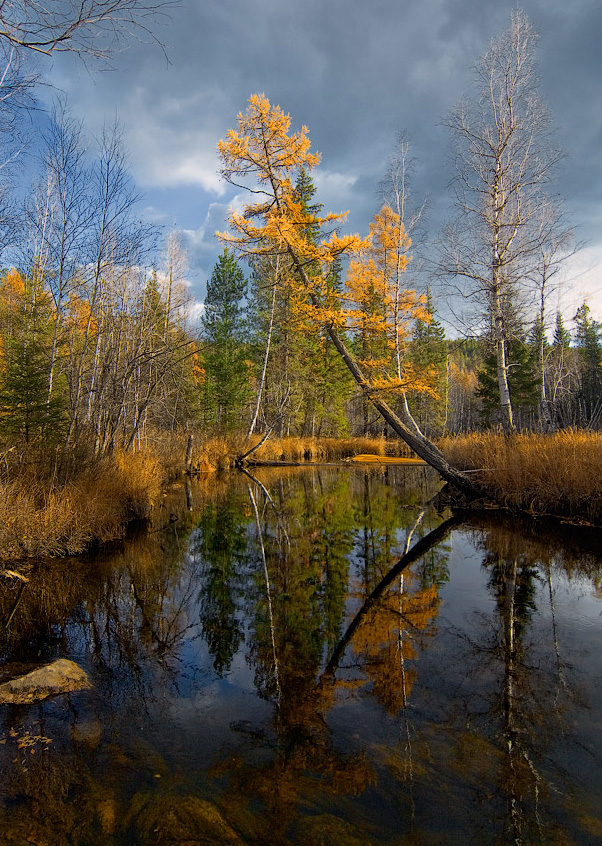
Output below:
[292,814,367,846]
[71,717,103,747]
[130,794,244,845]
[0,658,91,704]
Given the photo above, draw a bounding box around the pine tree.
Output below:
[408,288,447,435]
[201,249,250,432]
[574,302,602,425]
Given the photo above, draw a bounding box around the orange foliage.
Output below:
[217,95,440,401]
[352,575,439,714]
[65,293,97,336]
[344,206,434,396]
[1,268,26,300]
[217,94,364,302]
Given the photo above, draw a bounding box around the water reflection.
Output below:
[0,468,601,844]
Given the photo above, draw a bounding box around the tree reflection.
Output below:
[189,493,247,676]
[207,473,454,841]
[1,473,600,844]
[438,518,597,845]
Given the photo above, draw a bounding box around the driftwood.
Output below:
[245,459,307,467]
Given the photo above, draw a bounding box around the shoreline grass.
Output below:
[0,448,162,561]
[190,434,413,470]
[439,430,602,524]
[3,429,601,563]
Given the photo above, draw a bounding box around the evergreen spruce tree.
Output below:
[547,310,577,427]
[553,311,571,349]
[201,249,250,432]
[246,170,353,436]
[574,302,602,425]
[408,288,447,435]
[0,270,66,442]
[477,336,538,427]
[291,169,354,436]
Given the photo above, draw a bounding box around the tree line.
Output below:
[200,240,602,439]
[1,8,599,463]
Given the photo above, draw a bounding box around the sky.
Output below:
[32,0,602,333]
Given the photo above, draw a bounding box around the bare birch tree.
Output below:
[65,119,156,445]
[441,10,563,432]
[27,100,93,406]
[379,133,429,434]
[528,199,575,428]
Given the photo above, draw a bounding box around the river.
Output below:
[1,465,601,844]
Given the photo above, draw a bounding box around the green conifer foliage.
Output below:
[477,337,538,427]
[574,302,602,425]
[246,170,353,437]
[408,288,447,435]
[201,249,250,432]
[553,311,571,349]
[0,270,66,443]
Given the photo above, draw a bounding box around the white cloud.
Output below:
[182,200,231,254]
[313,170,358,215]
[120,87,224,192]
[553,245,602,326]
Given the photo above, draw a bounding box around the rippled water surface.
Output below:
[1,466,601,845]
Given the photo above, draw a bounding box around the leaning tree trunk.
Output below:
[287,249,480,497]
[325,324,479,496]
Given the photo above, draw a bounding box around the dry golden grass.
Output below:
[439,430,602,522]
[194,435,240,471]
[240,435,412,464]
[186,434,413,470]
[347,454,427,465]
[0,448,162,561]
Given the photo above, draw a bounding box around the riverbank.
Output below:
[0,447,163,560]
[439,430,602,524]
[2,430,601,562]
[0,435,405,562]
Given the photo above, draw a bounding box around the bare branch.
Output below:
[0,0,177,58]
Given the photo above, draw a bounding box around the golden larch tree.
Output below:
[217,95,476,495]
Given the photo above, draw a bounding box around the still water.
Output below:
[1,466,601,845]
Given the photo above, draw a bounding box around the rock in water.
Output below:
[130,795,244,845]
[0,659,91,704]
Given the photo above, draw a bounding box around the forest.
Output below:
[1,7,601,845]
[1,6,602,560]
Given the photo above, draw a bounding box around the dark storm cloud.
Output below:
[42,0,601,310]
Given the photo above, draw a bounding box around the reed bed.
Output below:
[439,430,602,523]
[0,449,162,561]
[191,435,413,469]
